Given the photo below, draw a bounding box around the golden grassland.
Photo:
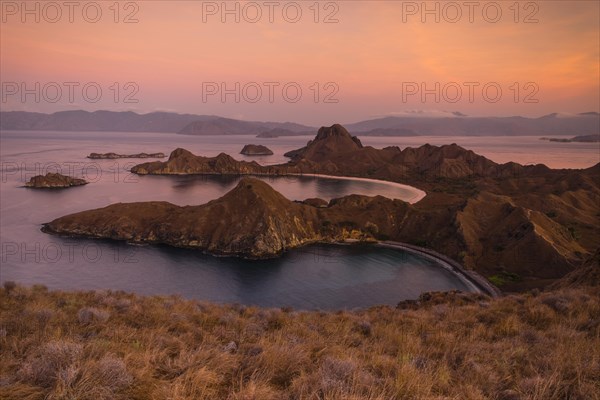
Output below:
[0,284,599,400]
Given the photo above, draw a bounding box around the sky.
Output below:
[1,0,599,125]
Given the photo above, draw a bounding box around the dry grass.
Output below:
[1,285,599,399]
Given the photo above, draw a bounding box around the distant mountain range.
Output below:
[0,110,313,135]
[344,112,600,137]
[1,110,598,137]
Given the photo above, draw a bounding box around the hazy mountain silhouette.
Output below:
[0,110,313,134]
[345,112,599,136]
[1,110,598,136]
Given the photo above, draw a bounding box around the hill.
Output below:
[345,113,600,136]
[0,110,313,134]
[125,124,600,289]
[42,178,404,260]
[1,284,598,399]
[2,110,598,136]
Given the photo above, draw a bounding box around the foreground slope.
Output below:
[1,284,598,400]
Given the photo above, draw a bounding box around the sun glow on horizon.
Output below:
[1,0,598,125]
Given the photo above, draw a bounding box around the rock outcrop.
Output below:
[302,198,329,208]
[130,149,267,175]
[88,152,165,159]
[25,173,88,188]
[284,124,363,161]
[551,249,600,288]
[240,145,273,156]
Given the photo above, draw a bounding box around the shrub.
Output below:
[3,281,16,294]
[91,355,133,389]
[319,356,357,393]
[18,340,83,387]
[77,307,110,324]
[365,221,379,235]
[354,320,372,337]
[540,294,570,313]
[488,271,521,286]
[35,309,54,327]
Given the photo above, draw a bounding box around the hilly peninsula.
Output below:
[43,177,414,259]
[47,124,600,291]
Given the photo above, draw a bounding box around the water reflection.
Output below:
[139,174,409,203]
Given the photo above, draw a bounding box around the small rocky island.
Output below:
[240,144,274,156]
[26,173,88,188]
[88,152,165,159]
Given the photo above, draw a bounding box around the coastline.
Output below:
[286,172,427,204]
[133,170,428,203]
[377,241,502,298]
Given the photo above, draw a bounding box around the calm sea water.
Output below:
[1,131,596,308]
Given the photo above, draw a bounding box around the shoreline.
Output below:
[136,170,427,204]
[285,172,427,204]
[377,241,502,298]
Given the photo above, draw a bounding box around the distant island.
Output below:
[87,152,166,159]
[0,110,313,135]
[25,173,87,189]
[240,144,273,156]
[540,134,600,143]
[256,128,314,138]
[2,109,599,136]
[44,124,600,292]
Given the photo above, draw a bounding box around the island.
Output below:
[42,177,399,258]
[128,124,600,291]
[87,152,166,159]
[256,128,314,138]
[25,173,88,188]
[540,134,599,143]
[240,144,274,156]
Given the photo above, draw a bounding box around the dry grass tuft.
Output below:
[18,340,82,388]
[77,307,110,324]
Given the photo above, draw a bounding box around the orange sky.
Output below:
[1,1,598,125]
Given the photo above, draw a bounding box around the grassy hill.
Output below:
[1,284,598,399]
